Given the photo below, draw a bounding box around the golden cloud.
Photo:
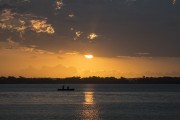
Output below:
[30,20,55,34]
[87,33,98,40]
[55,0,64,10]
[0,9,55,38]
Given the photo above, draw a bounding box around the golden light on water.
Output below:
[80,91,100,119]
[84,92,94,104]
[84,55,94,59]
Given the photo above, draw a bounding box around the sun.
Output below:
[84,54,94,59]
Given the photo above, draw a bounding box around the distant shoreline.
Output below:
[0,76,180,84]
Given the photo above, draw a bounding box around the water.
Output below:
[0,84,180,120]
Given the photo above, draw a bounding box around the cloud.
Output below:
[6,38,19,47]
[87,33,98,40]
[0,3,55,40]
[0,9,55,34]
[55,0,64,10]
[0,38,19,49]
[0,38,54,54]
[136,53,150,56]
[0,0,180,79]
[81,70,180,78]
[30,19,55,34]
[19,64,77,78]
[65,51,79,55]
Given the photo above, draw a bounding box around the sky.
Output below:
[0,0,180,78]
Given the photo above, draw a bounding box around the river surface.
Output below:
[0,84,180,120]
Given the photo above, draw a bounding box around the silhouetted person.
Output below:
[67,86,69,90]
[62,85,65,90]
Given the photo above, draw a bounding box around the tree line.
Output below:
[0,76,180,84]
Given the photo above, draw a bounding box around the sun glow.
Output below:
[84,54,94,59]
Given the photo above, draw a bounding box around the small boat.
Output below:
[57,85,75,91]
[57,88,75,91]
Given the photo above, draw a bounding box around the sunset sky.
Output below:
[0,0,180,78]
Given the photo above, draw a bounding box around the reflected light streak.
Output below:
[81,109,99,120]
[80,91,100,120]
[84,92,94,104]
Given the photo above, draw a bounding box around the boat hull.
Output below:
[57,89,75,91]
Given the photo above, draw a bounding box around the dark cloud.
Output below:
[1,0,180,57]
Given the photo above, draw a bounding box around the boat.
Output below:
[57,85,75,91]
[57,88,75,91]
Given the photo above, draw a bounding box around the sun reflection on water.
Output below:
[84,92,94,104]
[80,91,101,120]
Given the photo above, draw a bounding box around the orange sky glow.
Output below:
[0,0,180,78]
[0,42,180,78]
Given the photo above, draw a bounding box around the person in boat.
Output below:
[58,85,75,91]
[62,85,65,90]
